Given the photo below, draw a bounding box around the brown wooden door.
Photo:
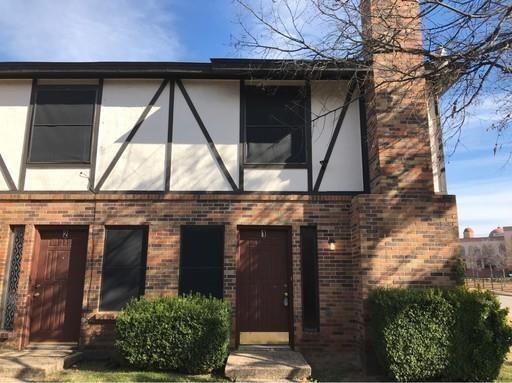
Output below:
[238,228,290,342]
[29,228,88,342]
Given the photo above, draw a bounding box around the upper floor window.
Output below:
[245,84,307,165]
[28,86,97,164]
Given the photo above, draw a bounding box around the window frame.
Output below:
[179,225,225,299]
[242,82,310,169]
[300,225,320,332]
[26,84,99,166]
[99,225,148,312]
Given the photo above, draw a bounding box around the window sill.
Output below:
[26,162,91,169]
[244,163,307,169]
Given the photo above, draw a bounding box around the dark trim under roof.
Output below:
[0,58,365,79]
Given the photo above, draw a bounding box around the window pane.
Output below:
[246,86,306,127]
[100,227,147,311]
[180,227,224,268]
[103,229,146,269]
[29,125,92,162]
[35,89,96,125]
[100,268,143,311]
[179,268,223,299]
[301,226,319,331]
[179,226,224,298]
[246,126,305,164]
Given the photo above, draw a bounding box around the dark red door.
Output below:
[29,228,88,342]
[238,228,290,342]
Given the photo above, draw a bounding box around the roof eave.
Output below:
[0,59,366,79]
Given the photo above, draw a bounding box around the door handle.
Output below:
[33,292,40,297]
[283,292,289,307]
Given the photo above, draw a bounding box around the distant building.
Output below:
[460,226,512,278]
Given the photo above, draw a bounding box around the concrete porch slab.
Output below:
[225,349,311,381]
[0,345,82,381]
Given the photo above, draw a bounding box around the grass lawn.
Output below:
[499,360,512,382]
[37,354,512,382]
[41,361,227,382]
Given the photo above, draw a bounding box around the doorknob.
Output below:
[283,292,289,307]
[33,292,40,297]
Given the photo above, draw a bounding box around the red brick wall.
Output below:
[0,191,458,362]
[0,193,359,355]
[361,0,435,194]
[351,193,459,362]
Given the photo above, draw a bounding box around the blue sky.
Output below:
[0,0,509,237]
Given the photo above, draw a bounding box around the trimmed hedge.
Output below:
[369,287,512,381]
[115,295,231,374]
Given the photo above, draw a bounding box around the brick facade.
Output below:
[0,191,458,363]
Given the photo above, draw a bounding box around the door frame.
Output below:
[28,225,89,344]
[235,225,294,349]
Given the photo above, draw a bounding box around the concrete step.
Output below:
[24,342,78,351]
[225,349,311,382]
[0,348,83,380]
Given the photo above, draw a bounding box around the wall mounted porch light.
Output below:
[328,238,336,251]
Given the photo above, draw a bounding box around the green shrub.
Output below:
[115,295,231,374]
[444,289,512,381]
[369,287,512,382]
[369,288,454,381]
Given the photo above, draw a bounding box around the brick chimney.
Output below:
[353,1,459,366]
[360,0,435,194]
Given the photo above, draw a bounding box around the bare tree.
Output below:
[234,0,512,156]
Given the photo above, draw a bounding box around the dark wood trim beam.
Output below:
[358,92,371,193]
[176,79,239,192]
[95,79,169,192]
[239,80,245,191]
[18,78,37,191]
[89,78,103,192]
[313,80,358,192]
[0,154,16,191]
[305,80,313,192]
[165,80,175,191]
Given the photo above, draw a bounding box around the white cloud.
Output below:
[0,0,183,61]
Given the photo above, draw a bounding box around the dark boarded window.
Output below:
[245,85,306,164]
[100,227,148,311]
[301,226,320,331]
[179,226,224,298]
[28,86,97,163]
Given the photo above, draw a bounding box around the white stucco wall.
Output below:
[311,80,364,192]
[170,80,239,191]
[427,95,447,194]
[24,168,91,191]
[0,80,32,190]
[0,171,8,190]
[244,169,308,192]
[96,79,169,191]
[0,78,367,193]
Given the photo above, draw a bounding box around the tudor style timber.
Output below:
[0,1,459,366]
